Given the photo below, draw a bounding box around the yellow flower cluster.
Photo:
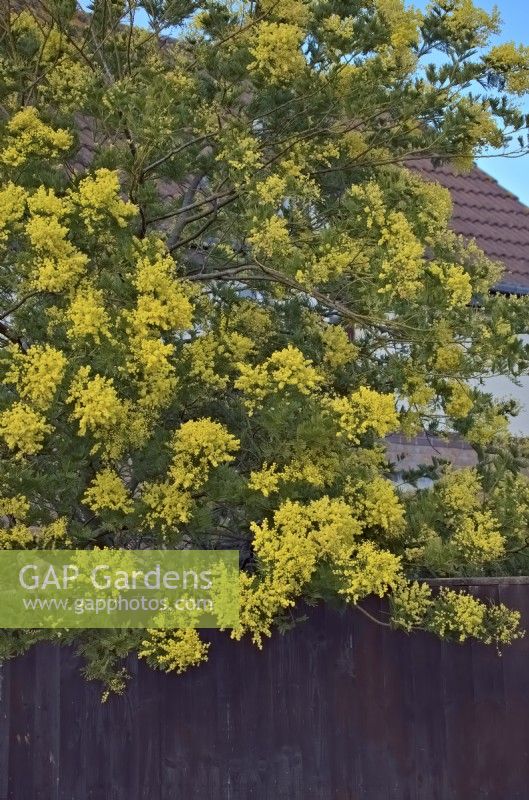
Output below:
[26,209,88,292]
[336,541,402,604]
[279,151,321,199]
[235,497,362,646]
[297,236,359,286]
[141,481,195,530]
[229,301,274,341]
[173,418,239,476]
[445,264,473,306]
[217,326,256,361]
[421,469,507,568]
[429,262,473,306]
[121,246,193,415]
[66,284,111,342]
[281,455,335,489]
[39,56,92,112]
[390,580,433,632]
[320,323,359,369]
[275,496,361,560]
[254,174,287,206]
[349,181,425,299]
[186,334,229,390]
[322,13,355,39]
[451,511,505,564]
[128,246,194,335]
[434,342,463,373]
[376,0,422,51]
[0,524,34,550]
[349,181,386,228]
[38,517,71,549]
[248,463,280,497]
[67,366,127,450]
[407,173,453,240]
[10,11,65,64]
[26,214,68,255]
[445,381,474,419]
[327,386,399,442]
[216,134,262,180]
[235,346,323,413]
[429,588,486,643]
[248,22,306,85]
[494,320,514,339]
[235,547,315,648]
[5,344,66,411]
[341,130,368,160]
[457,98,504,150]
[74,169,137,234]
[10,10,42,41]
[378,210,425,299]
[486,43,529,94]
[139,628,209,673]
[444,0,500,47]
[142,418,239,530]
[83,468,133,514]
[0,107,72,167]
[27,186,71,218]
[348,477,406,535]
[185,319,255,391]
[128,336,177,412]
[249,452,339,496]
[248,215,291,259]
[0,182,26,245]
[467,408,509,446]
[478,604,523,647]
[41,27,65,63]
[0,402,52,456]
[438,468,482,520]
[405,374,436,408]
[0,517,71,550]
[0,494,30,520]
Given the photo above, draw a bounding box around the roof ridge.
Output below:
[467,161,529,210]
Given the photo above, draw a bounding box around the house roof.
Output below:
[414,158,529,294]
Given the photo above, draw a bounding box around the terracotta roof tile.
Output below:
[412,158,529,292]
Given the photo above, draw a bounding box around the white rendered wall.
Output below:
[477,373,529,436]
[474,334,529,436]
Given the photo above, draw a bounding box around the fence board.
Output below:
[7,644,35,799]
[498,582,529,800]
[0,664,9,800]
[409,628,447,800]
[33,643,60,800]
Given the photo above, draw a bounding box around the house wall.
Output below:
[478,373,529,436]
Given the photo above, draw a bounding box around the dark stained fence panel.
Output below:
[2,580,529,800]
[0,650,9,800]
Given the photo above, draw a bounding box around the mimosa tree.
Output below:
[1,0,529,690]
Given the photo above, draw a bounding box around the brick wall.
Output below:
[386,434,478,472]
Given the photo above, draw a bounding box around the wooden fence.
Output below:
[2,578,529,799]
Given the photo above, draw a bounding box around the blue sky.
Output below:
[476,0,529,205]
[417,0,529,204]
[79,0,529,204]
